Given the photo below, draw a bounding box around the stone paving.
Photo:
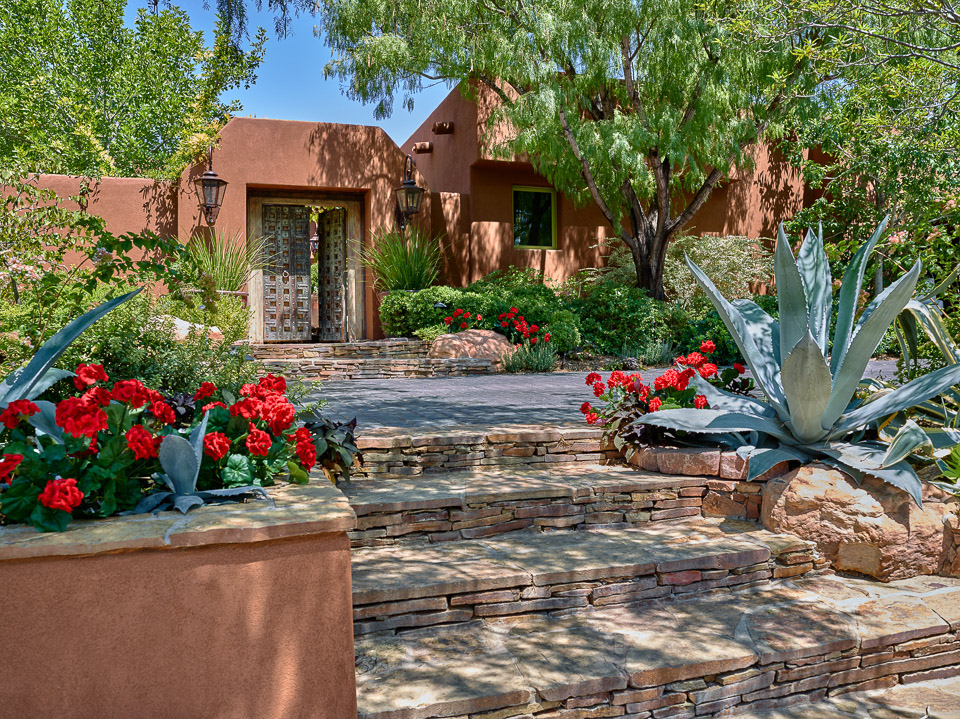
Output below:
[311,360,900,429]
[354,573,960,719]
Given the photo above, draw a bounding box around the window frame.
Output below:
[511,185,558,250]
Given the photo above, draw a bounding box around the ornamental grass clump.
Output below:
[360,226,443,292]
[636,219,960,505]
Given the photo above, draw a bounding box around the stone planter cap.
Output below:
[0,478,356,562]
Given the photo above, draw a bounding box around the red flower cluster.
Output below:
[0,400,40,429]
[230,375,296,436]
[246,424,272,456]
[0,453,23,484]
[444,308,483,332]
[203,431,232,461]
[126,425,160,460]
[73,363,108,390]
[111,379,151,408]
[194,382,217,402]
[38,477,84,513]
[497,308,549,344]
[56,395,109,440]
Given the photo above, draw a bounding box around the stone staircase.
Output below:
[346,423,960,719]
[248,340,496,381]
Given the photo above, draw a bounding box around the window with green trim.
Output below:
[513,187,557,249]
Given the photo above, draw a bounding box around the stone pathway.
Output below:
[310,360,900,429]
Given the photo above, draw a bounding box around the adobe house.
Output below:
[34,87,813,344]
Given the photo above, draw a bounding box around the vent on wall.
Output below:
[431,122,454,135]
[412,142,433,154]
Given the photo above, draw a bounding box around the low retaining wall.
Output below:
[249,339,431,360]
[356,425,620,478]
[0,481,358,719]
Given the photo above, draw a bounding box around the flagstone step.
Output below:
[351,518,823,636]
[256,356,496,381]
[354,573,960,719]
[344,464,764,548]
[354,424,618,478]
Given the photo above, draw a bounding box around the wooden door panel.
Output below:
[262,204,311,342]
[319,208,347,342]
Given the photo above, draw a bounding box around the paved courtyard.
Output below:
[310,360,900,429]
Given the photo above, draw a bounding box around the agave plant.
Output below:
[134,413,268,514]
[0,289,141,414]
[637,219,960,505]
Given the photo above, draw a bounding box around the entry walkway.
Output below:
[310,360,900,429]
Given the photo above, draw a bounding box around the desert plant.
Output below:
[134,413,268,515]
[186,229,271,293]
[636,220,960,505]
[360,226,443,292]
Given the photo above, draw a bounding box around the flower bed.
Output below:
[0,365,356,532]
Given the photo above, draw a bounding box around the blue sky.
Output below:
[125,1,451,144]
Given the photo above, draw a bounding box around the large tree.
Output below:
[301,0,829,298]
[0,0,266,179]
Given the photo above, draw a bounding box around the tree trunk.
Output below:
[626,228,671,300]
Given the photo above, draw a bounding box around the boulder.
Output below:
[153,315,224,342]
[427,329,515,367]
[761,464,957,581]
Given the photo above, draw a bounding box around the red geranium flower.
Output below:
[584,412,599,425]
[259,374,287,394]
[530,324,539,333]
[110,379,150,408]
[83,387,112,407]
[464,311,471,319]
[648,397,662,412]
[453,309,463,317]
[38,477,84,513]
[260,394,296,435]
[194,382,217,402]
[0,453,23,484]
[592,382,606,398]
[126,425,159,460]
[585,372,602,386]
[295,439,317,470]
[246,425,272,456]
[55,396,108,440]
[73,363,108,390]
[693,395,709,409]
[289,427,312,443]
[530,337,538,344]
[230,397,262,420]
[203,432,232,461]
[445,317,453,325]
[500,321,508,328]
[734,363,746,375]
[681,351,705,368]
[698,363,718,379]
[150,401,176,425]
[700,340,716,354]
[0,400,40,429]
[460,322,468,329]
[202,401,228,413]
[509,307,518,313]
[476,315,482,321]
[654,369,680,391]
[544,333,550,342]
[580,402,592,414]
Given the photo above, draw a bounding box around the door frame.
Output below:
[247,193,365,343]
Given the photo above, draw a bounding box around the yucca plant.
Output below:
[637,218,960,505]
[186,229,271,293]
[360,226,443,292]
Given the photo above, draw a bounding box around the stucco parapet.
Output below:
[0,477,356,561]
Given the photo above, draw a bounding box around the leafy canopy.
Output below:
[0,0,266,179]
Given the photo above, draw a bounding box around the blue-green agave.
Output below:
[638,219,960,505]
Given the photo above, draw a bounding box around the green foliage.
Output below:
[501,341,557,374]
[0,0,265,179]
[663,235,774,310]
[360,226,444,292]
[571,284,686,356]
[413,323,450,343]
[298,413,364,484]
[638,220,960,506]
[544,310,581,355]
[184,229,271,293]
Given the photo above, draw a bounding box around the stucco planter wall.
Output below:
[0,480,357,719]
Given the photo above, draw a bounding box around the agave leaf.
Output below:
[796,224,832,354]
[901,298,960,364]
[0,289,141,405]
[685,255,790,420]
[731,299,781,363]
[173,494,205,514]
[134,492,172,514]
[880,420,933,467]
[24,369,74,401]
[822,261,921,429]
[26,400,64,443]
[775,224,809,364]
[918,261,960,301]
[896,310,921,369]
[837,362,960,433]
[831,217,887,374]
[690,375,779,419]
[188,412,210,470]
[746,446,811,481]
[637,408,796,443]
[158,435,199,495]
[780,331,832,443]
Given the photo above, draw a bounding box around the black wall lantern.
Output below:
[394,154,424,231]
[194,146,228,225]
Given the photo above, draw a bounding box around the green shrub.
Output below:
[501,341,558,373]
[571,284,685,355]
[378,286,467,337]
[544,310,582,354]
[663,234,774,309]
[361,226,444,292]
[413,323,450,342]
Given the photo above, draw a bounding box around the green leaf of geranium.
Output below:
[222,454,254,488]
[286,461,309,484]
[29,503,71,532]
[0,480,41,521]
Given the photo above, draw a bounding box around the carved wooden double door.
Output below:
[261,203,347,342]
